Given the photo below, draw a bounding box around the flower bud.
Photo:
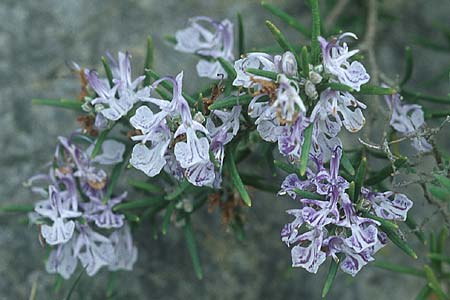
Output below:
[305,80,318,100]
[194,111,205,123]
[281,51,298,77]
[309,71,322,85]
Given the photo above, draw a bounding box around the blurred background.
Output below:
[0,0,449,299]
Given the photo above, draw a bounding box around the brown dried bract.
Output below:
[250,77,278,103]
[58,166,73,175]
[77,115,98,137]
[87,178,107,190]
[37,225,47,248]
[203,77,225,114]
[207,191,244,225]
[127,129,143,139]
[170,133,187,149]
[77,68,89,101]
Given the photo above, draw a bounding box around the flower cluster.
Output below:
[28,135,137,279]
[229,33,369,161]
[26,11,424,286]
[279,147,413,275]
[129,71,241,187]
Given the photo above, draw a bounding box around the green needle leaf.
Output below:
[322,257,341,299]
[358,84,396,95]
[353,156,367,203]
[113,197,165,212]
[164,35,177,44]
[428,253,450,264]
[261,2,310,36]
[143,35,154,86]
[299,124,313,176]
[162,201,176,235]
[301,46,310,78]
[165,180,191,201]
[310,0,321,64]
[226,150,252,207]
[424,110,450,119]
[361,211,399,231]
[428,184,449,202]
[423,265,449,300]
[90,127,112,159]
[103,148,131,203]
[321,82,354,92]
[64,268,85,300]
[246,68,278,80]
[293,188,325,200]
[400,46,413,86]
[416,285,432,300]
[402,89,450,104]
[372,260,425,277]
[0,203,34,213]
[147,69,197,106]
[217,57,237,80]
[208,94,253,110]
[128,179,163,194]
[101,56,114,88]
[265,20,301,70]
[32,99,83,111]
[274,160,300,175]
[382,225,418,259]
[434,175,450,191]
[348,181,356,202]
[340,151,355,176]
[184,216,203,280]
[237,13,245,55]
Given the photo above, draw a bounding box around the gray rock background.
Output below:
[0,0,449,299]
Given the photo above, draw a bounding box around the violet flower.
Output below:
[385,92,432,153]
[34,185,82,245]
[278,115,310,161]
[86,52,149,121]
[272,74,306,124]
[291,228,327,274]
[106,51,148,104]
[87,70,130,121]
[175,17,234,79]
[46,236,78,279]
[279,147,398,275]
[73,224,115,276]
[82,192,127,229]
[86,139,125,165]
[232,51,297,88]
[319,33,370,91]
[108,224,138,271]
[361,187,413,221]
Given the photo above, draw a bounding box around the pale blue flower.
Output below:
[319,33,370,91]
[34,185,82,245]
[175,17,234,79]
[108,224,138,271]
[290,228,327,274]
[73,224,115,276]
[46,236,78,279]
[82,192,127,229]
[385,91,432,153]
[233,51,297,88]
[86,139,125,165]
[361,188,413,221]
